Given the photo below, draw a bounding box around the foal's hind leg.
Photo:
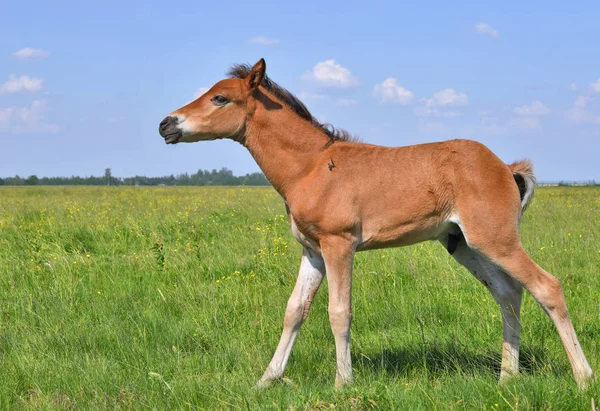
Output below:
[490,246,594,387]
[458,220,594,388]
[443,235,523,380]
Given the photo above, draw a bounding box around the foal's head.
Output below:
[158,59,266,144]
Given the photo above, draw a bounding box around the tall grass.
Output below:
[0,186,598,409]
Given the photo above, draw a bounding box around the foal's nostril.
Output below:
[159,116,179,136]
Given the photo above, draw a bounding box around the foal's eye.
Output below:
[211,95,229,106]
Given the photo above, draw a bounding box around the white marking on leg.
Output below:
[495,248,594,389]
[258,247,325,387]
[448,238,523,379]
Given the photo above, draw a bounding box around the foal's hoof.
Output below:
[498,371,518,384]
[575,368,595,390]
[334,376,354,389]
[576,375,594,391]
[257,378,275,390]
[257,377,296,390]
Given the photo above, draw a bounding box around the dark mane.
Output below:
[227,64,359,145]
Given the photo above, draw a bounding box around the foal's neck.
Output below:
[242,96,330,198]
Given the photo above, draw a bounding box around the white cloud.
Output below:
[0,100,59,133]
[566,95,600,124]
[337,98,357,106]
[574,95,590,108]
[425,88,469,107]
[478,114,541,135]
[194,87,210,99]
[248,35,280,46]
[475,23,499,38]
[0,108,12,127]
[514,100,550,116]
[590,78,600,93]
[12,47,49,59]
[0,74,44,93]
[415,88,468,117]
[298,91,329,101]
[569,83,577,91]
[373,78,414,105]
[302,59,358,87]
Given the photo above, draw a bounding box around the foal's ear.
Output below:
[247,58,266,90]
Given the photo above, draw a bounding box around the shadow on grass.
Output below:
[354,342,565,378]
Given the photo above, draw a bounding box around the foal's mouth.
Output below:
[164,131,182,144]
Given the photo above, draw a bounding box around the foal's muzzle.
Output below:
[159,116,183,144]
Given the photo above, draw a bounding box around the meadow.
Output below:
[0,185,599,410]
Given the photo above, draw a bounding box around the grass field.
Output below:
[1,186,599,409]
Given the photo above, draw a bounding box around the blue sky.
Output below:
[1,0,599,182]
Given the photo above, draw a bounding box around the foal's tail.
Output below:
[508,159,536,213]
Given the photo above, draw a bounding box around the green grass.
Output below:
[0,186,599,409]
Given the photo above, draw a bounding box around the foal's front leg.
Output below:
[321,236,355,388]
[258,247,325,387]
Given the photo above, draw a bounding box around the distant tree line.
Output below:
[0,168,270,186]
[557,180,598,186]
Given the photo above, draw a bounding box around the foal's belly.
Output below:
[356,217,454,251]
[289,209,454,253]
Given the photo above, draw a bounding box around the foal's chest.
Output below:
[285,201,321,252]
[289,213,320,252]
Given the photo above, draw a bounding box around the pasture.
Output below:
[0,186,599,409]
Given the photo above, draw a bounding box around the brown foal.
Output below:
[159,59,594,388]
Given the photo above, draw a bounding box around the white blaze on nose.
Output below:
[171,114,193,135]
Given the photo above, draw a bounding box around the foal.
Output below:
[159,59,594,388]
